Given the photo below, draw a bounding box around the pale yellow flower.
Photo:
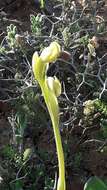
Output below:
[40,42,61,63]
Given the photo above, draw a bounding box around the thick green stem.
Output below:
[40,80,65,190]
[52,119,65,190]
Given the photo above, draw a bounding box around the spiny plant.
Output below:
[94,99,107,117]
[6,24,17,49]
[83,99,107,116]
[83,99,107,139]
[32,42,66,190]
[30,14,43,35]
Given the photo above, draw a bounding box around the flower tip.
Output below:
[50,41,61,53]
[32,51,39,66]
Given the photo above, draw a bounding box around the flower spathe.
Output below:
[32,42,61,82]
[40,41,61,63]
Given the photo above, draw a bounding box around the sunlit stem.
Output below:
[40,80,65,190]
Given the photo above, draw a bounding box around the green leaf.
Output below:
[84,176,107,190]
[10,180,23,190]
[14,180,23,190]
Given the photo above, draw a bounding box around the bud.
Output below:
[40,41,61,63]
[47,76,61,97]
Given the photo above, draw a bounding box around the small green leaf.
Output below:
[84,176,107,190]
[14,180,23,190]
